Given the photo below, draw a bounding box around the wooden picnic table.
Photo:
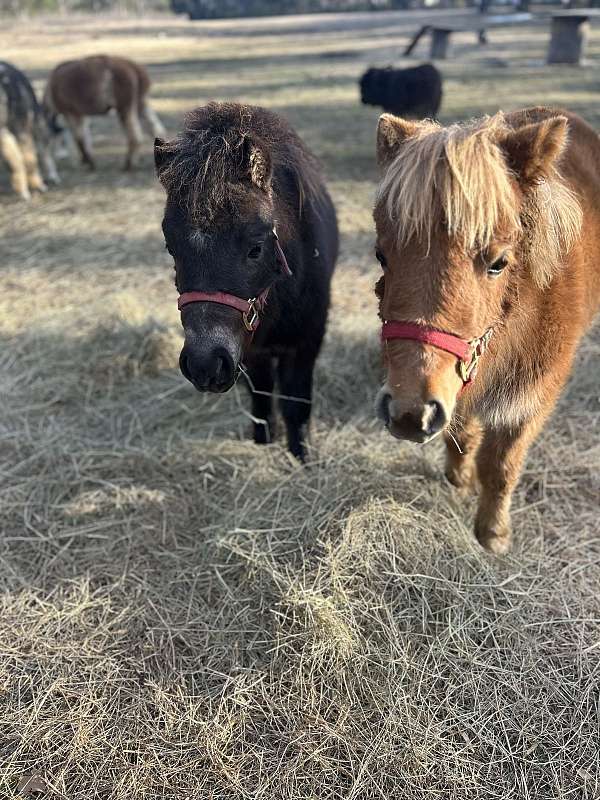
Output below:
[547,8,600,64]
[404,12,533,60]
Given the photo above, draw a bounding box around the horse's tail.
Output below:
[133,62,164,137]
[133,62,151,112]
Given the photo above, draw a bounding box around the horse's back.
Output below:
[106,56,151,109]
[49,54,147,116]
[49,56,111,115]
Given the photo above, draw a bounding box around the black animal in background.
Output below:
[360,63,442,120]
[155,103,339,460]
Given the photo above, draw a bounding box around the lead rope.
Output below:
[238,363,312,404]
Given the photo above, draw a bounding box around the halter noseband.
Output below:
[381,321,493,386]
[177,229,292,333]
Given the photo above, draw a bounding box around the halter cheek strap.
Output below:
[381,321,493,386]
[177,228,292,333]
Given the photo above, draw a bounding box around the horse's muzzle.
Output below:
[376,387,447,444]
[179,345,236,393]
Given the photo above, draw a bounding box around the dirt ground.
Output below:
[1,9,599,799]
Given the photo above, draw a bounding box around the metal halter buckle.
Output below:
[242,298,260,332]
[460,328,493,383]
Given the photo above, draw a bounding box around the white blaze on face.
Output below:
[189,229,212,249]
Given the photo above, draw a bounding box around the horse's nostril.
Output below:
[387,398,447,443]
[377,390,392,425]
[179,349,192,382]
[213,356,225,383]
[423,399,446,436]
[213,351,234,388]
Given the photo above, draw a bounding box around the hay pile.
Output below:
[1,11,600,800]
[2,290,599,799]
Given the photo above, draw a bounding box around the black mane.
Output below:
[156,102,324,227]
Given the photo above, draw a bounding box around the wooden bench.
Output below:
[547,9,600,64]
[404,12,533,60]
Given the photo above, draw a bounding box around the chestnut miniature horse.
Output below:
[44,55,165,171]
[155,103,338,460]
[373,107,600,553]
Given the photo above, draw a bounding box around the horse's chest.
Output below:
[475,382,542,430]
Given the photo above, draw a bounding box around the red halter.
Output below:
[381,321,493,386]
[177,230,292,333]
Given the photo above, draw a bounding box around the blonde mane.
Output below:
[376,113,582,287]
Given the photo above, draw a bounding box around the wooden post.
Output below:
[547,15,589,64]
[430,28,451,59]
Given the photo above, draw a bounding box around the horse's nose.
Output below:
[179,346,235,392]
[388,398,447,443]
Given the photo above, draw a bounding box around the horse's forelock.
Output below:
[158,103,323,231]
[375,113,581,285]
[376,114,519,250]
[158,127,248,225]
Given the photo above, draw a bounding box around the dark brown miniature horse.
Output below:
[155,102,338,460]
[44,54,164,171]
[373,107,600,553]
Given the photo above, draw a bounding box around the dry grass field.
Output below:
[1,9,600,799]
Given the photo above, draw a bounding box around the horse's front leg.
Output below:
[444,414,482,495]
[66,114,94,169]
[244,352,275,446]
[276,349,316,462]
[0,128,30,199]
[474,420,540,554]
[19,131,47,193]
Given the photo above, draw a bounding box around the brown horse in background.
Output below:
[44,55,165,171]
[373,107,600,553]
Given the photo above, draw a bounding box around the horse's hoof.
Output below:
[253,421,274,446]
[475,521,512,555]
[288,442,306,463]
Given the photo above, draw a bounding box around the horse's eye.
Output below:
[375,249,387,269]
[247,244,263,260]
[487,254,509,276]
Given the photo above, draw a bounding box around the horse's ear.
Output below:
[154,137,171,176]
[247,140,272,192]
[376,114,422,168]
[500,116,568,187]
